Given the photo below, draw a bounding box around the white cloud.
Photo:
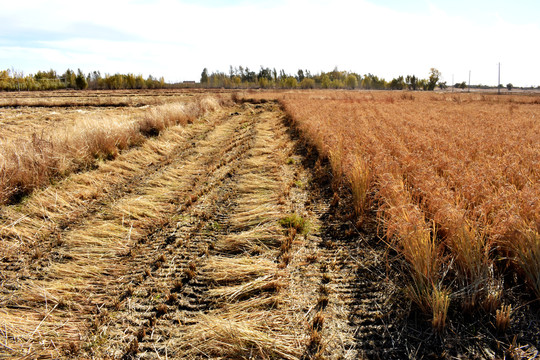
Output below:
[1,0,539,86]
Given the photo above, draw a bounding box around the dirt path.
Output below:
[0,101,394,359]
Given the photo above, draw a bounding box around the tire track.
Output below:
[1,100,398,359]
[0,107,230,278]
[93,109,259,358]
[94,102,317,359]
[286,130,398,359]
[0,104,255,358]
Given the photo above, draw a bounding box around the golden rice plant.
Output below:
[430,286,450,333]
[350,156,371,216]
[278,90,540,313]
[495,304,512,332]
[509,225,540,298]
[447,221,493,309]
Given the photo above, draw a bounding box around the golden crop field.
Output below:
[278,90,539,329]
[1,89,539,359]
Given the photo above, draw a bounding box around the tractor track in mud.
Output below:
[1,101,399,359]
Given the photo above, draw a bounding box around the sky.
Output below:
[1,0,539,86]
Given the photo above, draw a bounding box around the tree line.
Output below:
[7,66,515,92]
[200,66,444,90]
[0,68,167,91]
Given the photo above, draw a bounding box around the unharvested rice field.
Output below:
[0,89,539,359]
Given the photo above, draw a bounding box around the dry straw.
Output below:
[178,312,302,360]
[279,90,540,328]
[0,96,225,205]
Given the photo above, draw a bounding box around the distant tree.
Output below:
[346,74,358,89]
[321,74,331,89]
[389,76,405,90]
[428,68,441,91]
[362,73,386,89]
[455,81,467,90]
[330,79,344,89]
[87,71,101,89]
[126,73,136,89]
[438,81,447,90]
[406,75,418,90]
[300,78,315,89]
[135,75,146,89]
[62,69,76,88]
[328,67,344,82]
[75,69,88,90]
[297,69,305,82]
[243,67,256,83]
[283,76,298,89]
[258,77,269,88]
[200,68,209,84]
[258,67,273,81]
[506,83,513,91]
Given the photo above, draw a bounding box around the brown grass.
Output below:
[495,304,512,333]
[177,312,302,359]
[0,96,226,205]
[0,89,190,107]
[275,90,540,328]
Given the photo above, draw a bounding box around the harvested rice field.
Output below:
[1,89,539,359]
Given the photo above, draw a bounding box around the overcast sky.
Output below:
[1,0,539,86]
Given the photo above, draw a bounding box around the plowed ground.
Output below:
[2,99,534,359]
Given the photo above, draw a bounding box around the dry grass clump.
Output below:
[203,258,285,303]
[350,156,371,217]
[204,257,278,285]
[214,228,281,254]
[138,102,188,136]
[178,312,302,360]
[508,225,540,298]
[66,116,143,162]
[139,96,223,136]
[208,274,285,302]
[0,135,59,203]
[0,118,142,203]
[380,174,448,326]
[279,214,309,235]
[278,90,540,329]
[0,96,224,205]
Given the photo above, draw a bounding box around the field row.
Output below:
[1,99,387,358]
[1,89,539,358]
[0,96,227,206]
[276,90,540,334]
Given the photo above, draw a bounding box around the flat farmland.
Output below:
[1,89,539,359]
[277,90,540,356]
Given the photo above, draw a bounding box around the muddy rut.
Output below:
[0,102,395,359]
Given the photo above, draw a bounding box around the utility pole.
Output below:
[468,70,471,93]
[498,62,501,95]
[452,74,454,92]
